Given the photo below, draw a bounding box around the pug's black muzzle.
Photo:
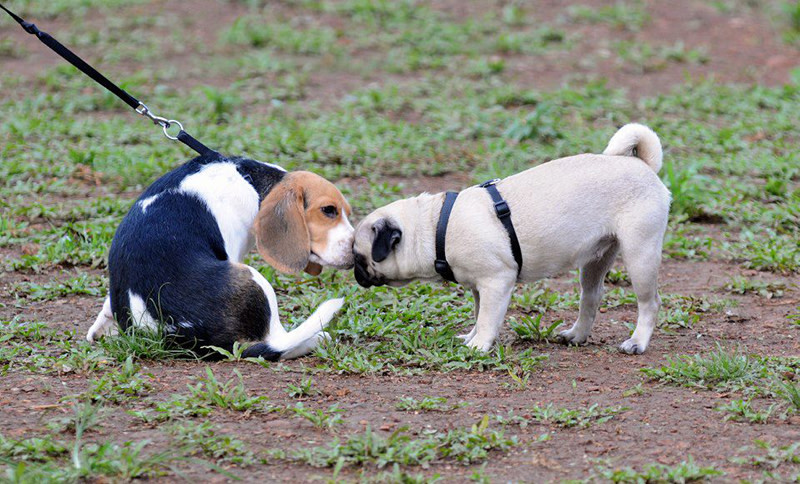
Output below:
[354,253,386,288]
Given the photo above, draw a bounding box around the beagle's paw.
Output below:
[619,338,646,355]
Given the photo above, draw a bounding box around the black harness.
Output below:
[434,179,523,283]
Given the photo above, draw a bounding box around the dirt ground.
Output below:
[1,0,799,482]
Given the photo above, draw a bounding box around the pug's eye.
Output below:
[321,205,338,218]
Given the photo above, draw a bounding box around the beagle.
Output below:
[353,124,670,355]
[86,153,354,360]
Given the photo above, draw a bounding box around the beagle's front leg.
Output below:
[463,277,515,352]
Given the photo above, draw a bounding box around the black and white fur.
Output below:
[87,153,345,360]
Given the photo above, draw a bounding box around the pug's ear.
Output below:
[371,219,402,263]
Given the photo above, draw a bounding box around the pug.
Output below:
[353,124,670,354]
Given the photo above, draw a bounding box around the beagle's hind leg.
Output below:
[87,295,116,342]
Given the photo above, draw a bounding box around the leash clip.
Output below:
[136,102,184,141]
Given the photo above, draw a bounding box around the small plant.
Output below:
[732,440,800,469]
[528,403,628,429]
[13,272,105,301]
[83,356,152,404]
[286,377,316,398]
[141,368,271,421]
[716,399,775,423]
[395,396,465,412]
[287,403,344,431]
[595,456,723,482]
[510,314,563,342]
[169,422,255,466]
[203,342,270,366]
[641,344,764,390]
[568,1,650,31]
[292,417,516,468]
[503,103,562,143]
[98,325,198,362]
[775,380,800,412]
[185,367,269,412]
[723,275,786,299]
[503,368,531,390]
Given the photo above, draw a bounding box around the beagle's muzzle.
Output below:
[87,154,354,361]
[354,124,670,355]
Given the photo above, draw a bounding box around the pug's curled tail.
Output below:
[603,123,663,173]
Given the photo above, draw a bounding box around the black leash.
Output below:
[434,180,523,283]
[0,3,217,157]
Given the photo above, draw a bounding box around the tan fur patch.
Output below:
[254,171,350,274]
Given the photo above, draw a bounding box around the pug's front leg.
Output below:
[464,278,515,352]
[457,286,479,343]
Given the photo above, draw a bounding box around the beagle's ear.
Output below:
[371,219,402,263]
[254,177,310,274]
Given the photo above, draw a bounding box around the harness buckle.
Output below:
[479,178,500,188]
[494,200,510,218]
[434,259,450,273]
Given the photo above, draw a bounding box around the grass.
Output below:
[286,403,345,431]
[1,0,799,481]
[497,404,628,429]
[591,456,723,483]
[395,397,466,413]
[291,416,517,468]
[169,422,256,467]
[716,399,776,423]
[641,344,765,391]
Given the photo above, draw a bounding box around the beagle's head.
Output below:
[254,171,354,275]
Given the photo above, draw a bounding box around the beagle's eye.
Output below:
[321,205,338,218]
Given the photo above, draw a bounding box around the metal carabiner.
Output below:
[136,103,183,140]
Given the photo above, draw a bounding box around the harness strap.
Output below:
[480,179,523,277]
[0,3,217,157]
[434,191,459,283]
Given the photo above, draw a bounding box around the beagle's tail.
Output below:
[603,123,663,173]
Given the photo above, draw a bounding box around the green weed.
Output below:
[716,399,775,423]
[528,403,628,429]
[292,416,516,468]
[594,456,723,482]
[395,396,466,413]
[286,377,317,398]
[722,275,786,299]
[642,344,764,391]
[287,403,345,431]
[567,1,650,31]
[732,440,800,469]
[169,421,255,466]
[510,314,563,343]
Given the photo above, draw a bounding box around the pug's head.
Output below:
[352,198,425,288]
